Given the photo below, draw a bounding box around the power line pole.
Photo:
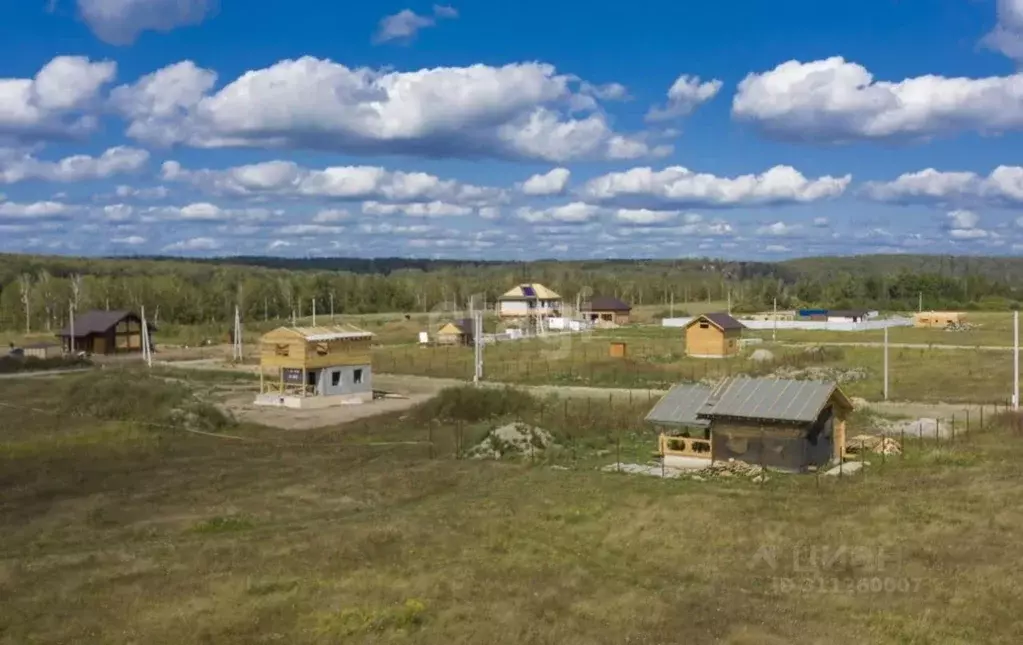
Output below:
[69,301,75,355]
[330,293,335,321]
[312,298,316,327]
[883,324,889,401]
[140,305,152,368]
[1015,310,1019,410]
[670,291,674,318]
[773,297,777,343]
[473,310,483,384]
[232,305,243,361]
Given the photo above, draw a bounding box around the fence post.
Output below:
[428,422,434,459]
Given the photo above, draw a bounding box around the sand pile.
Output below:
[470,423,555,459]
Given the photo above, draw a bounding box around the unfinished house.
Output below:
[914,311,966,328]
[683,313,744,358]
[646,377,851,473]
[497,283,562,319]
[582,296,632,325]
[256,324,374,409]
[57,310,153,355]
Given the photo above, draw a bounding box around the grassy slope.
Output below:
[2,371,1023,644]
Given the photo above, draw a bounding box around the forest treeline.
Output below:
[0,252,1020,332]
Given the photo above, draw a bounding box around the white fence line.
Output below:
[661,316,915,332]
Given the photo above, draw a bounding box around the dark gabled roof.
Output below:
[698,377,850,423]
[585,296,631,312]
[645,384,712,428]
[687,312,744,331]
[57,310,144,337]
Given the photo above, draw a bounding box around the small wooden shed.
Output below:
[584,296,632,325]
[23,343,61,359]
[609,341,627,358]
[647,377,851,472]
[436,319,474,346]
[684,313,744,358]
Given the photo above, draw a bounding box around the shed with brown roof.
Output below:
[683,313,744,358]
[583,296,632,325]
[57,310,153,355]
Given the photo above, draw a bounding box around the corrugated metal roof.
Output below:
[700,377,837,423]
[645,384,713,427]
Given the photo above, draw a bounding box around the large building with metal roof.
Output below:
[647,376,851,472]
[256,324,374,408]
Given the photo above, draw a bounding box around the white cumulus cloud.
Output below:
[520,167,570,195]
[362,201,474,217]
[161,159,505,206]
[581,165,850,208]
[646,75,723,122]
[77,0,216,45]
[0,56,116,143]
[374,5,458,44]
[515,202,602,223]
[111,57,660,161]
[163,236,221,251]
[0,146,148,183]
[983,0,1023,61]
[863,167,1023,207]
[0,200,74,219]
[732,56,1023,142]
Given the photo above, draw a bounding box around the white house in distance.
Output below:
[497,283,563,319]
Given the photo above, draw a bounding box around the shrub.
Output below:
[412,386,537,423]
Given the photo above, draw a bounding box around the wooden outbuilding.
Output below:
[257,324,374,405]
[647,377,851,472]
[684,313,744,358]
[23,343,61,359]
[436,319,475,346]
[583,296,632,325]
[914,311,966,328]
[56,310,154,355]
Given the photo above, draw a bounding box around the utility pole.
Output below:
[727,289,731,315]
[918,292,922,313]
[670,291,674,318]
[140,305,152,368]
[312,298,316,327]
[330,293,335,321]
[773,297,777,343]
[69,301,75,355]
[263,297,268,322]
[473,310,483,384]
[1014,310,1019,410]
[232,305,243,361]
[883,324,889,401]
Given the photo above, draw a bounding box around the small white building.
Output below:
[497,283,563,319]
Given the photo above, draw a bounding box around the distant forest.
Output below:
[0,252,1020,331]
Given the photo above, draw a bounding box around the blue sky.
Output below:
[2,0,1023,260]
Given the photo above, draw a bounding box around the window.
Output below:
[699,322,709,329]
[274,343,289,357]
[315,342,329,356]
[331,371,341,386]
[353,368,364,384]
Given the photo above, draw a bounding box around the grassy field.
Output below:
[2,369,1023,643]
[373,331,1017,404]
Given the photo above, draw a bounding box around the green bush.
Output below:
[412,386,537,423]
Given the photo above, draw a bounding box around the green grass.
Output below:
[2,372,1023,643]
[373,330,1016,403]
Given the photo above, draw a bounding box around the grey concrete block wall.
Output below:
[311,364,373,397]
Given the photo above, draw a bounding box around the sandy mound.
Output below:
[470,423,555,459]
